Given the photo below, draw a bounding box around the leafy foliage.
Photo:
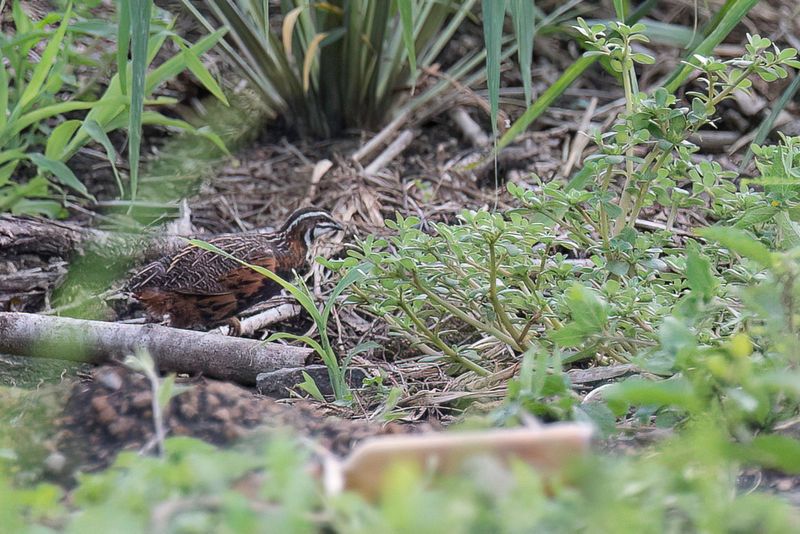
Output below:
[0,1,227,216]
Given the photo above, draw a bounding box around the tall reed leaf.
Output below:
[128,0,152,202]
[482,0,506,137]
[498,55,595,150]
[510,0,535,106]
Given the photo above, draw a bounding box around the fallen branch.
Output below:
[0,214,188,262]
[223,303,303,336]
[351,113,410,163]
[363,130,415,176]
[0,312,312,386]
[449,107,489,147]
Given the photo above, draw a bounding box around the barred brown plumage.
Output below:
[127,207,342,335]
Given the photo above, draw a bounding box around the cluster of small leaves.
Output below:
[574,18,656,73]
[342,205,716,377]
[574,24,799,241]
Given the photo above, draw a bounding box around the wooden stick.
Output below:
[449,107,489,147]
[351,113,409,163]
[0,312,312,385]
[363,130,415,176]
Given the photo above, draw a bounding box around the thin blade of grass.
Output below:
[127,0,151,202]
[0,47,8,129]
[510,0,535,106]
[663,0,759,92]
[498,55,595,150]
[482,0,506,137]
[176,37,229,106]
[83,119,125,197]
[739,73,800,171]
[397,0,417,84]
[28,153,92,198]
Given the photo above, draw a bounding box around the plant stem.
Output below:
[612,41,638,237]
[411,274,525,351]
[488,240,522,343]
[398,300,490,376]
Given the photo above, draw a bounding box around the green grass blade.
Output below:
[176,37,229,106]
[482,0,506,137]
[83,119,125,197]
[146,30,226,94]
[664,0,759,92]
[18,4,72,110]
[612,0,627,19]
[739,73,800,171]
[0,60,8,130]
[510,0,535,106]
[498,55,595,150]
[45,119,82,160]
[127,0,151,202]
[117,0,130,94]
[397,0,416,82]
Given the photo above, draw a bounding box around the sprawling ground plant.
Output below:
[341,24,800,437]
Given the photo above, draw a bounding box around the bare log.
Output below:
[0,312,312,386]
[0,214,191,262]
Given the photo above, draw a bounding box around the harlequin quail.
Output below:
[128,207,342,335]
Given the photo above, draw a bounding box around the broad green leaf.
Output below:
[659,317,696,358]
[28,153,91,198]
[775,211,800,250]
[698,226,773,267]
[296,371,325,401]
[146,29,227,94]
[739,435,800,474]
[565,283,608,332]
[549,322,592,348]
[605,377,699,413]
[685,244,717,301]
[45,120,82,160]
[177,38,229,105]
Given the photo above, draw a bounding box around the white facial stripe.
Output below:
[285,211,333,230]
